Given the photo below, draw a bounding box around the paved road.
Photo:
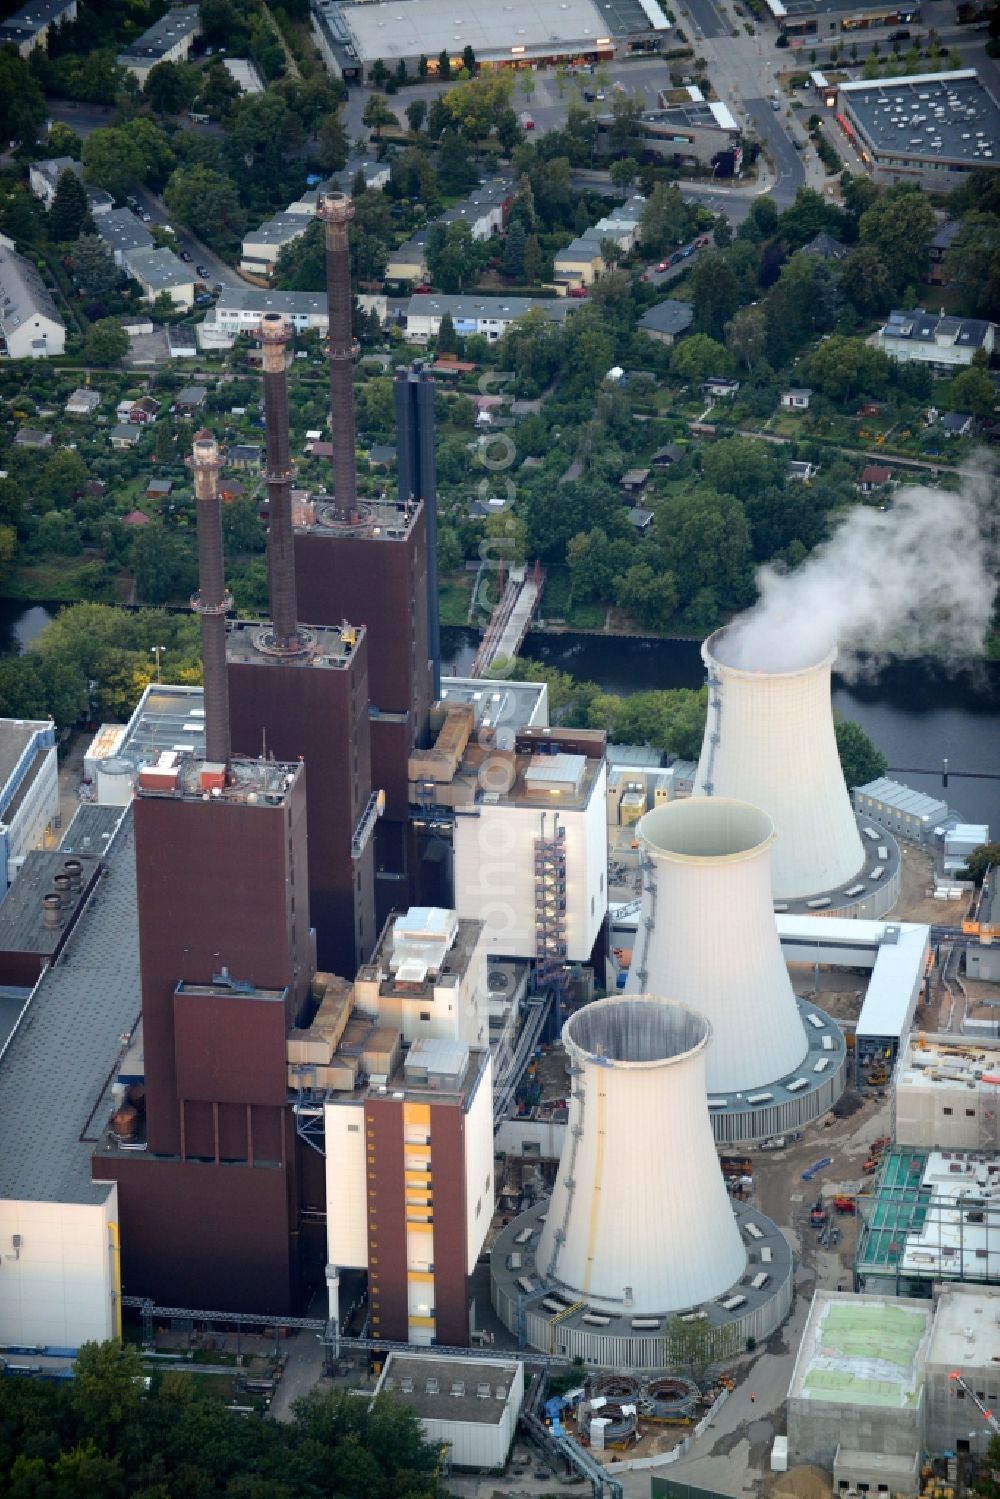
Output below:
[744,96,806,206]
[131,182,243,289]
[685,0,735,40]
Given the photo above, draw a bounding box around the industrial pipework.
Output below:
[316,191,358,522]
[627,797,807,1094]
[188,429,232,767]
[537,995,747,1315]
[694,628,866,900]
[258,312,300,652]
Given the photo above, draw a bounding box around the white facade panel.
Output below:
[695,631,865,899]
[452,762,606,961]
[463,1052,494,1274]
[3,742,58,886]
[537,997,746,1313]
[324,1104,368,1270]
[0,1190,118,1348]
[626,798,807,1093]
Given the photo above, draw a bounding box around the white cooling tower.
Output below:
[694,629,865,900]
[537,996,746,1314]
[627,798,807,1094]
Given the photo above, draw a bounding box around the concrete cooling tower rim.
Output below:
[703,626,837,678]
[637,798,776,867]
[564,995,710,1071]
[490,1196,794,1370]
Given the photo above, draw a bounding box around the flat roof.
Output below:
[0,719,50,797]
[406,292,573,324]
[128,246,191,290]
[118,4,200,62]
[840,73,1000,168]
[119,683,207,768]
[379,1352,520,1423]
[0,811,135,1205]
[216,287,328,316]
[96,207,155,257]
[226,618,363,670]
[856,1147,1000,1283]
[925,1286,1000,1371]
[897,1033,1000,1096]
[339,0,620,63]
[789,1291,931,1408]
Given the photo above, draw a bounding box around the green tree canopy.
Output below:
[962,843,1000,885]
[834,716,888,788]
[164,165,246,254]
[0,46,47,145]
[82,318,129,366]
[72,233,120,296]
[858,186,935,291]
[49,168,89,241]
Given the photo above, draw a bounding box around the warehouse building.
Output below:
[311,0,670,82]
[853,777,949,842]
[0,718,58,894]
[374,1354,523,1468]
[837,71,1000,188]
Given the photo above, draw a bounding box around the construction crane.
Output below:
[948,1371,1000,1438]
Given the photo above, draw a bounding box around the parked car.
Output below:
[695,235,710,248]
[655,260,669,272]
[567,285,588,298]
[179,250,193,262]
[888,27,911,39]
[196,264,210,279]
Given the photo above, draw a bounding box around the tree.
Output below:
[670,333,731,384]
[859,187,935,292]
[724,304,767,372]
[82,126,147,197]
[197,60,241,120]
[834,716,887,788]
[657,488,754,614]
[144,59,198,115]
[839,242,894,317]
[83,318,128,366]
[317,111,349,171]
[405,98,427,134]
[609,155,638,192]
[131,527,197,605]
[502,218,527,281]
[47,120,82,158]
[702,438,781,505]
[668,1314,716,1388]
[436,311,459,354]
[39,449,88,508]
[462,43,477,73]
[72,1340,144,1443]
[943,211,1000,318]
[689,250,741,340]
[639,182,690,255]
[362,92,397,139]
[164,166,246,254]
[426,219,482,292]
[607,92,643,153]
[962,843,1000,885]
[72,234,120,296]
[438,48,452,78]
[0,47,47,145]
[48,168,89,241]
[523,233,543,285]
[807,334,891,401]
[947,364,997,419]
[614,561,679,631]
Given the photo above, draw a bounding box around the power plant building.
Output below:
[694,629,898,914]
[894,1034,1000,1152]
[492,996,793,1366]
[626,798,846,1141]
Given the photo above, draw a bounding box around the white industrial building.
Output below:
[0,718,59,894]
[0,242,66,359]
[626,798,846,1141]
[695,629,890,910]
[374,1353,524,1469]
[853,777,950,843]
[967,867,1000,984]
[451,734,607,964]
[353,907,490,1050]
[117,5,201,82]
[924,1287,1000,1458]
[895,1034,1000,1151]
[492,996,794,1367]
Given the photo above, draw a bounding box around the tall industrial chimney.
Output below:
[395,362,440,696]
[626,798,807,1094]
[188,429,231,767]
[537,996,746,1313]
[695,628,865,899]
[317,190,358,522]
[258,312,300,652]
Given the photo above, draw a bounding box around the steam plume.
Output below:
[718,476,997,675]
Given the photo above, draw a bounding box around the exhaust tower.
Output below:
[626,798,846,1140]
[259,311,300,652]
[317,190,358,522]
[695,628,866,901]
[188,429,231,768]
[490,995,794,1366]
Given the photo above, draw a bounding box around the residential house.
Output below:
[801,231,848,262]
[28,156,112,218]
[781,388,812,410]
[218,477,244,501]
[652,442,685,468]
[118,6,201,82]
[0,243,65,359]
[368,444,396,469]
[638,299,694,346]
[144,479,173,501]
[167,325,197,359]
[128,397,159,425]
[386,177,512,282]
[702,376,741,399]
[240,212,314,278]
[95,208,155,271]
[403,292,574,344]
[859,463,892,493]
[787,460,818,481]
[627,506,655,534]
[620,467,650,496]
[229,443,262,470]
[940,410,973,437]
[0,0,77,57]
[109,424,143,449]
[13,428,53,448]
[65,388,100,416]
[209,287,330,339]
[174,384,207,413]
[878,308,996,370]
[127,246,194,310]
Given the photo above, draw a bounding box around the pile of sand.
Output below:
[773,1465,834,1499]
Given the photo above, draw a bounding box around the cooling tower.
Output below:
[695,629,865,900]
[627,798,807,1094]
[537,996,747,1314]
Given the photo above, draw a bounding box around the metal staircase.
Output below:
[534,813,568,1008]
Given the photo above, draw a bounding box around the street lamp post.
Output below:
[150,645,166,682]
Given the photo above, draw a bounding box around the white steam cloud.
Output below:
[718,476,997,675]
